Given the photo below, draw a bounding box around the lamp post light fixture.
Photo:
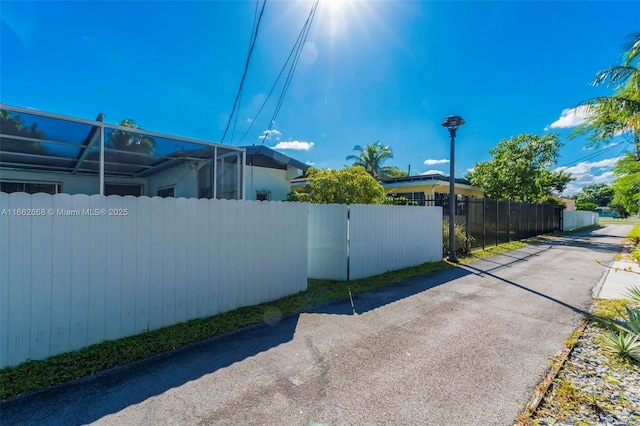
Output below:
[441,115,465,263]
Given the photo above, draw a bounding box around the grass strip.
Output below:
[0,235,548,401]
[1,260,455,401]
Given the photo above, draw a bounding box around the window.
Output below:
[0,181,60,195]
[256,190,271,201]
[157,187,175,198]
[104,183,143,196]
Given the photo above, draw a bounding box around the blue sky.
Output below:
[1,0,638,195]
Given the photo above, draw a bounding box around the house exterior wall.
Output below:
[0,168,147,195]
[147,162,200,198]
[382,182,484,198]
[245,165,292,201]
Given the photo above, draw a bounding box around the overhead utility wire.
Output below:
[235,15,311,145]
[230,0,262,143]
[235,0,319,146]
[265,0,319,139]
[567,141,632,190]
[556,142,625,169]
[220,0,267,145]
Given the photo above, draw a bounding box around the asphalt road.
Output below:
[1,224,633,426]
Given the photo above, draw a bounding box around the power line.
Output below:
[230,0,262,144]
[265,0,319,139]
[556,141,625,169]
[235,0,319,146]
[566,141,633,192]
[220,0,267,145]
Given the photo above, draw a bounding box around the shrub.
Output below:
[285,191,313,202]
[442,222,474,256]
[575,201,598,212]
[383,196,418,206]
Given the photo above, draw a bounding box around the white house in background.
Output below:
[0,105,307,201]
[241,145,309,201]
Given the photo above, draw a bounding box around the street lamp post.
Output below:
[441,115,465,263]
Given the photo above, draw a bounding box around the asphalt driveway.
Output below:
[1,224,633,426]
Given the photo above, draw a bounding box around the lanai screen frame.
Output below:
[0,104,246,199]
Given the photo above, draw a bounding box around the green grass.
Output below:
[599,216,640,225]
[628,224,640,240]
[1,261,453,400]
[0,237,544,401]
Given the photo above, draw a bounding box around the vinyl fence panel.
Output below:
[0,193,308,368]
[307,204,349,281]
[348,205,442,281]
[563,210,599,231]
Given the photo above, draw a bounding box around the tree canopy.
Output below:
[107,119,158,155]
[570,183,614,207]
[610,151,640,215]
[286,166,386,205]
[466,133,573,203]
[573,32,639,157]
[0,109,47,154]
[346,142,407,180]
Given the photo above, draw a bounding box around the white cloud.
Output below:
[246,118,253,124]
[554,156,622,194]
[305,160,315,166]
[258,129,282,140]
[272,141,315,150]
[548,106,592,129]
[466,168,475,173]
[423,159,449,165]
[420,170,445,176]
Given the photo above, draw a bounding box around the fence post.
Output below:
[465,196,469,250]
[482,197,486,250]
[496,200,499,247]
[507,200,511,243]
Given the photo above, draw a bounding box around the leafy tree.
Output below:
[611,151,640,215]
[575,201,598,212]
[0,109,47,154]
[573,32,639,158]
[346,142,405,180]
[286,166,386,205]
[572,183,614,207]
[107,119,157,155]
[380,165,409,178]
[466,133,574,203]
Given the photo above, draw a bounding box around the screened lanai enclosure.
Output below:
[0,105,245,199]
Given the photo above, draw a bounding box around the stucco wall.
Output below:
[0,169,147,195]
[245,165,293,201]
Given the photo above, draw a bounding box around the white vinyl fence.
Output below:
[349,205,442,280]
[307,204,443,281]
[307,204,349,281]
[562,210,599,231]
[0,193,308,368]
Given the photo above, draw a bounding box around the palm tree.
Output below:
[346,142,404,180]
[107,119,157,156]
[574,32,640,158]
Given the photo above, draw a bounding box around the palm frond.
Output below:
[591,66,640,88]
[623,32,640,65]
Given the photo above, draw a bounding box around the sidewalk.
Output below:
[595,260,640,300]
